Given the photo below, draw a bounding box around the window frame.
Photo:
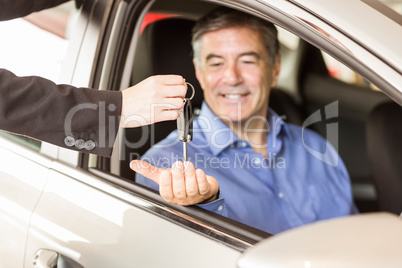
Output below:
[85,0,274,249]
[85,0,402,247]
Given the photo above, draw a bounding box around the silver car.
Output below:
[1,0,402,267]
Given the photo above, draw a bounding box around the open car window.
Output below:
[88,0,400,242]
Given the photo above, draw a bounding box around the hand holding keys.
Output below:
[177,83,195,161]
[175,83,219,203]
[131,83,219,206]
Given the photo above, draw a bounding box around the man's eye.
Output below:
[241,59,257,64]
[208,61,223,67]
[240,56,258,65]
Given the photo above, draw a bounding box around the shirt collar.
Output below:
[195,101,291,156]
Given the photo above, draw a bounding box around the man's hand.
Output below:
[120,75,187,128]
[130,160,219,206]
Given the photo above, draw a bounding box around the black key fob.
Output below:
[177,98,193,142]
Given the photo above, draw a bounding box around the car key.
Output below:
[177,83,195,161]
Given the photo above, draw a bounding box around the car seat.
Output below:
[366,101,402,214]
[121,16,305,180]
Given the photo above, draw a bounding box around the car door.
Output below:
[104,0,401,265]
[0,137,51,268]
[0,2,77,267]
[25,164,244,267]
[22,0,266,267]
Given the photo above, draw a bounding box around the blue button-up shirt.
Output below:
[136,102,358,234]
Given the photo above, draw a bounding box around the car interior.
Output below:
[366,101,402,214]
[104,0,400,228]
[119,11,306,180]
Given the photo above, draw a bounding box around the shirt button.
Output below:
[64,136,75,147]
[241,141,247,147]
[84,140,96,151]
[278,192,284,198]
[217,205,223,212]
[75,139,85,149]
[253,158,262,165]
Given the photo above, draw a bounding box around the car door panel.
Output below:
[0,137,51,268]
[24,165,241,267]
[22,1,241,266]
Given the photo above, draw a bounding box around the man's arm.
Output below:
[131,160,219,206]
[0,68,121,156]
[0,69,186,157]
[0,0,70,21]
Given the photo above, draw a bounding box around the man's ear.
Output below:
[270,54,281,88]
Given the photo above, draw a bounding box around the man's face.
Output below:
[194,26,280,123]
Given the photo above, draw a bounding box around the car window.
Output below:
[0,1,80,151]
[323,0,400,94]
[368,0,402,17]
[92,0,398,238]
[321,51,380,91]
[379,0,402,13]
[119,5,352,231]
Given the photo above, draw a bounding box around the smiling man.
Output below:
[132,7,358,234]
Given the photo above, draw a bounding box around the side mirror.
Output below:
[237,212,402,268]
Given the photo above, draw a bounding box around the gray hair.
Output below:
[192,7,279,66]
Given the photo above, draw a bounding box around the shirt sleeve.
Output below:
[0,0,70,21]
[0,69,122,157]
[135,172,160,190]
[196,198,228,216]
[197,188,228,217]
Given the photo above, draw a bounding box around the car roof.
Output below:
[274,0,402,74]
[151,0,402,74]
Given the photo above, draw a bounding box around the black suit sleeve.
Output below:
[0,0,71,21]
[0,69,122,157]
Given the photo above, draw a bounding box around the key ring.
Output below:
[186,82,195,100]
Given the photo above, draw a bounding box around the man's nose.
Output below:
[222,63,242,86]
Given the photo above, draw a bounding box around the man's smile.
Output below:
[222,93,248,99]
